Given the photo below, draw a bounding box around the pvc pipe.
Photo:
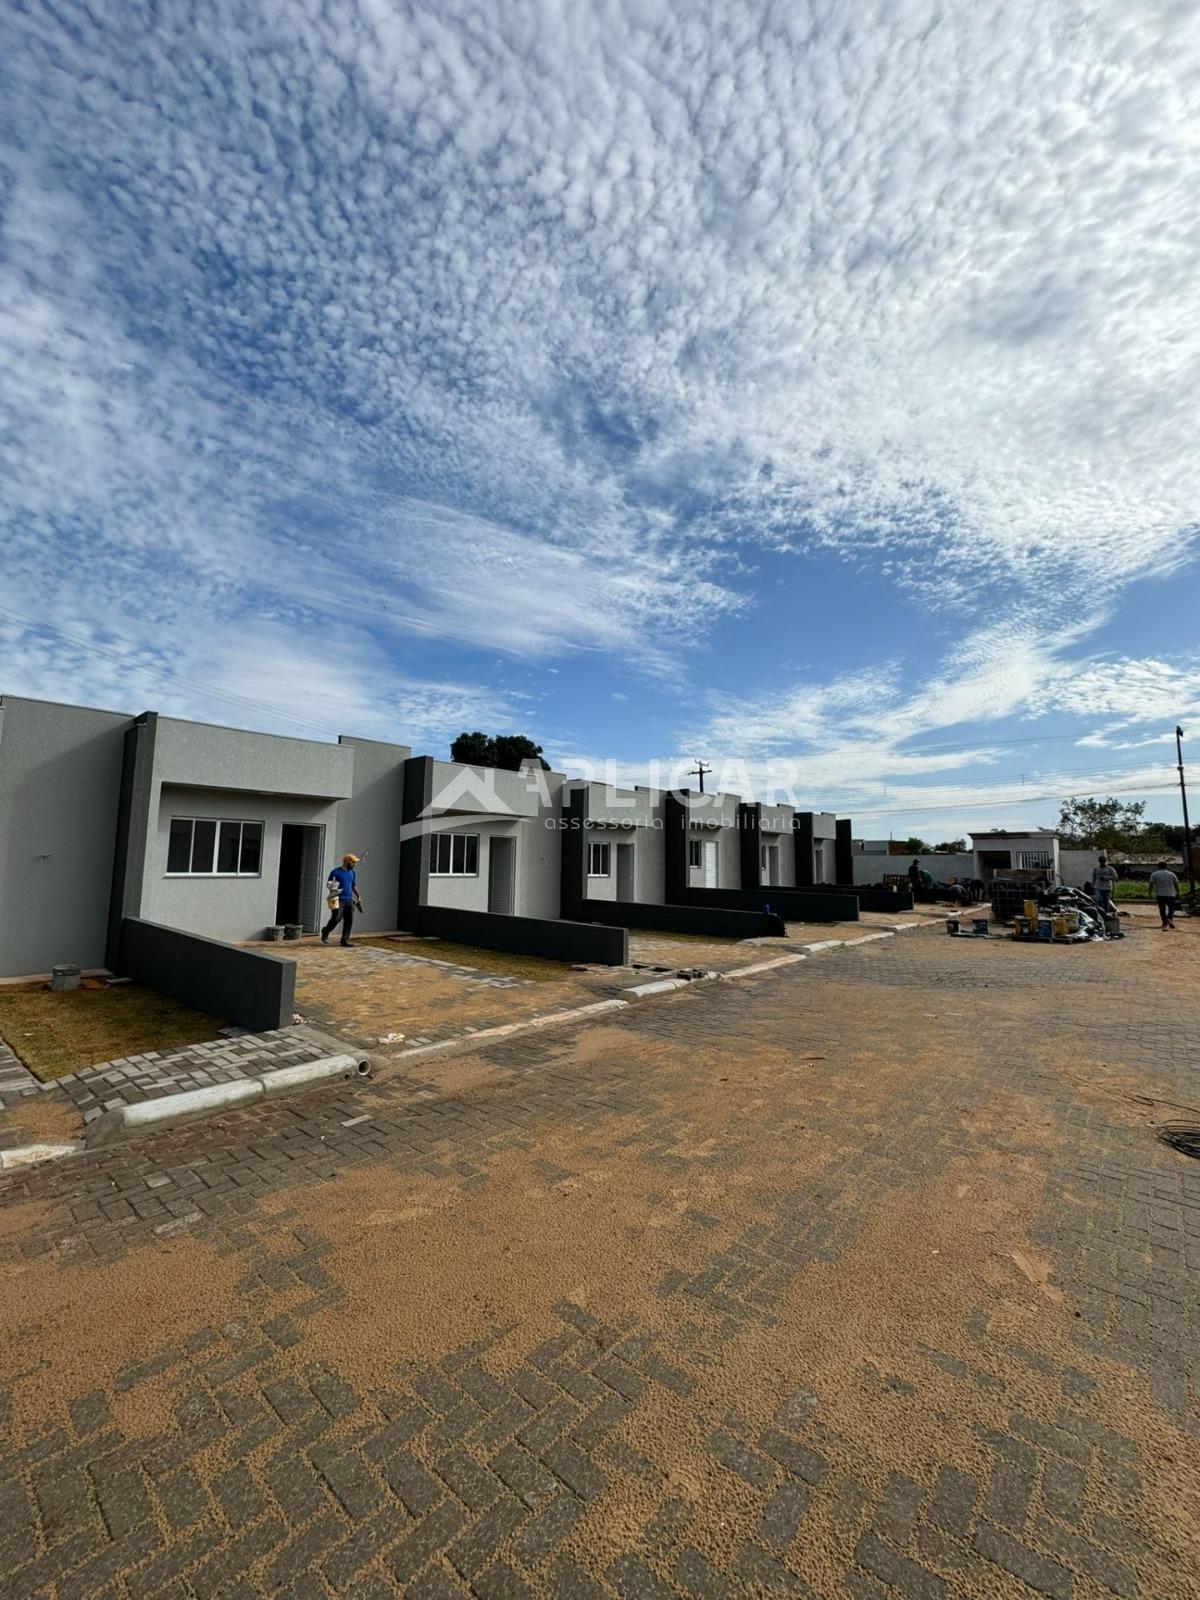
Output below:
[260,1053,371,1098]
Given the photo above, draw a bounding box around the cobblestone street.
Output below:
[2,918,1198,1599]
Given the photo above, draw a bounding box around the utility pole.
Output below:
[1176,726,1196,911]
[688,760,712,794]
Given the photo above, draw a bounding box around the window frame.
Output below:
[165,817,264,878]
[688,838,702,870]
[429,831,481,876]
[588,840,612,878]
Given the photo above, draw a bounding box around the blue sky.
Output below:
[2,0,1198,840]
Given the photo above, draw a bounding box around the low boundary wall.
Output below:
[414,905,628,966]
[118,918,296,1033]
[578,899,786,940]
[682,886,860,923]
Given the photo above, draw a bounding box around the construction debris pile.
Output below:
[990,878,1122,943]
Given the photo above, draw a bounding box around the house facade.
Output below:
[0,693,860,978]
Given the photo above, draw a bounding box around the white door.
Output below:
[703,839,718,887]
[813,844,825,884]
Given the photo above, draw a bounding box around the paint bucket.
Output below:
[1023,899,1038,922]
[283,924,304,940]
[264,925,284,941]
[1037,917,1053,940]
[946,918,959,935]
[972,918,989,937]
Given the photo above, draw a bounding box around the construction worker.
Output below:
[1148,862,1180,930]
[1091,854,1118,914]
[322,854,363,946]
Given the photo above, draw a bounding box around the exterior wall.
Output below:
[140,784,340,941]
[151,716,354,799]
[424,819,520,913]
[759,829,797,887]
[575,783,668,908]
[1060,849,1102,888]
[0,695,131,977]
[335,736,410,932]
[685,792,741,890]
[971,834,1060,878]
[852,853,974,885]
[517,767,563,919]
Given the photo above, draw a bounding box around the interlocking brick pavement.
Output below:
[1,920,1198,1597]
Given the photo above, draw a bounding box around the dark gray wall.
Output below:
[117,917,296,1032]
[835,818,854,884]
[664,794,689,903]
[560,785,587,921]
[414,905,627,965]
[398,754,432,928]
[0,695,132,978]
[738,802,761,890]
[576,898,786,939]
[832,884,915,912]
[793,813,815,886]
[684,885,860,923]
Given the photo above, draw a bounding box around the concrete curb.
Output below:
[385,998,630,1065]
[83,1053,375,1146]
[622,971,718,999]
[0,1140,82,1171]
[723,953,808,980]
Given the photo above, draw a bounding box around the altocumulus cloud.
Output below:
[1,0,1198,743]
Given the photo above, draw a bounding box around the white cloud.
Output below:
[1,0,1198,737]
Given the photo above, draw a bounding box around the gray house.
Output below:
[0,695,409,979]
[0,692,869,980]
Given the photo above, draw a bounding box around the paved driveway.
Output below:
[1,917,1197,1598]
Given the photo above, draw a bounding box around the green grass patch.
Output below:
[0,981,229,1081]
[1114,880,1155,901]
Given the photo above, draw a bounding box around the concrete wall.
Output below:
[1060,849,1102,887]
[851,853,974,885]
[152,715,354,799]
[118,917,296,1033]
[424,819,519,913]
[0,695,131,977]
[335,736,410,932]
[139,784,340,941]
[569,783,669,909]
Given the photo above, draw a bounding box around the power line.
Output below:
[852,779,1179,821]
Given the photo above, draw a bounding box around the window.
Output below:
[431,832,480,875]
[166,818,263,876]
[688,839,702,869]
[760,843,768,872]
[1018,849,1052,870]
[588,840,611,876]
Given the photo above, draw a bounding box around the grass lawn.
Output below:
[356,935,577,983]
[0,981,229,1081]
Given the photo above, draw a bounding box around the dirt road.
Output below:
[2,915,1197,1597]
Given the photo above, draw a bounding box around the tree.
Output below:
[450,731,550,771]
[1057,796,1147,852]
[893,836,930,855]
[932,839,967,854]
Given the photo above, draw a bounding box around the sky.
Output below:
[2,0,1198,842]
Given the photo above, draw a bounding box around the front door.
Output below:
[616,842,634,900]
[488,836,516,915]
[703,839,718,888]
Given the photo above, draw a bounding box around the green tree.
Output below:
[449,731,550,771]
[450,731,494,766]
[932,838,967,854]
[1057,796,1147,852]
[894,836,930,855]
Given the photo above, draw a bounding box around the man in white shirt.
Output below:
[1148,863,1180,929]
[1091,855,1118,913]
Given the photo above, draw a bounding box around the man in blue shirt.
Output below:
[321,854,363,946]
